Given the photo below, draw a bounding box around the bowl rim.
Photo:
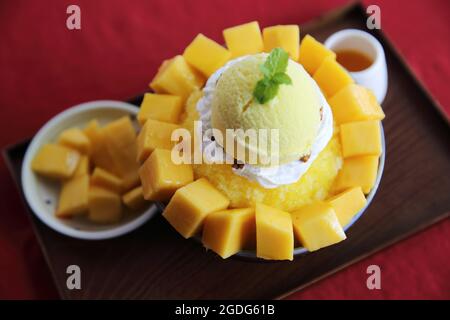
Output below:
[21,100,158,240]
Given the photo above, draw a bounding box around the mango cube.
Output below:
[162,178,230,238]
[223,21,264,58]
[122,186,147,210]
[263,25,300,60]
[31,144,80,179]
[327,187,367,227]
[298,34,336,75]
[136,119,180,163]
[202,208,255,259]
[139,149,193,201]
[183,33,231,77]
[138,93,183,125]
[292,202,346,252]
[333,156,379,194]
[255,203,293,261]
[58,127,91,154]
[329,84,385,125]
[84,119,117,173]
[340,120,382,158]
[73,155,90,177]
[91,167,123,193]
[88,186,122,223]
[313,57,354,97]
[102,116,139,181]
[56,175,89,217]
[120,171,140,193]
[150,55,205,100]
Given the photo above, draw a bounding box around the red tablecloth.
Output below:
[0,0,449,299]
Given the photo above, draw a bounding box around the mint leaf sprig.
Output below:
[253,48,292,104]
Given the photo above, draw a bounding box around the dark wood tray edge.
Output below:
[2,142,68,299]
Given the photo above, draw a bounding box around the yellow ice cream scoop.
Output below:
[211,53,321,166]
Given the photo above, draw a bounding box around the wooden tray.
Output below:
[3,3,450,299]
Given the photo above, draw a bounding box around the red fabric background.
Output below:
[0,0,449,299]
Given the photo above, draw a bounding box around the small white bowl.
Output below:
[21,100,158,240]
[324,29,388,104]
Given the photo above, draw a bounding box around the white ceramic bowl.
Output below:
[324,29,388,104]
[21,100,158,240]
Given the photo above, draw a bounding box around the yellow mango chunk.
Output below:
[31,144,80,179]
[202,208,255,259]
[150,55,205,100]
[136,119,180,163]
[102,116,139,182]
[340,120,382,158]
[329,84,385,125]
[298,34,336,75]
[327,187,367,227]
[88,186,122,223]
[223,21,264,58]
[91,167,123,193]
[120,171,140,193]
[122,186,147,210]
[333,156,379,194]
[183,33,231,77]
[139,149,193,201]
[73,155,90,177]
[263,25,300,60]
[56,175,89,217]
[162,178,230,238]
[58,127,91,154]
[255,203,293,261]
[83,120,117,173]
[292,202,346,252]
[313,57,354,97]
[138,93,183,125]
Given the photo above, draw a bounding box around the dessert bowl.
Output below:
[22,100,158,240]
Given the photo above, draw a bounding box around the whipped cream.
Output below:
[196,56,333,189]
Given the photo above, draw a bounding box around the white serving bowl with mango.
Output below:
[22,101,158,240]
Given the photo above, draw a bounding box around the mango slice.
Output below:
[122,186,147,210]
[292,202,346,252]
[298,34,336,75]
[31,144,80,179]
[263,25,300,60]
[328,84,385,125]
[139,148,193,201]
[162,178,230,238]
[327,187,367,227]
[83,119,117,173]
[73,155,90,177]
[56,174,89,217]
[150,55,205,100]
[88,186,122,223]
[136,119,180,163]
[333,156,379,194]
[313,57,354,97]
[202,208,255,259]
[183,33,231,77]
[255,203,293,261]
[91,167,123,194]
[340,120,382,158]
[223,21,264,58]
[58,127,91,154]
[138,93,183,125]
[102,116,139,187]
